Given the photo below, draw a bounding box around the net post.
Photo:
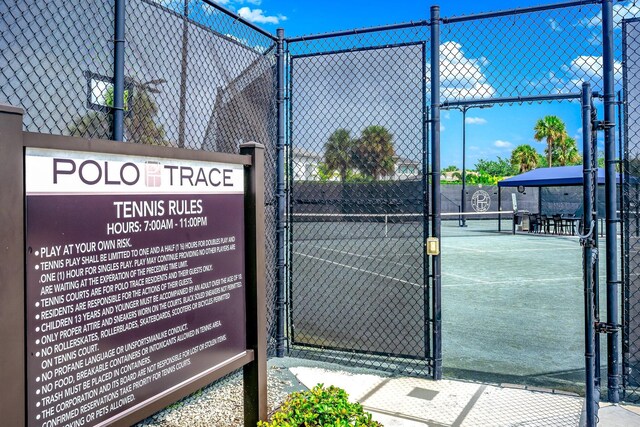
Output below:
[385,214,388,238]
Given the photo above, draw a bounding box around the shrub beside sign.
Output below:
[0,105,267,427]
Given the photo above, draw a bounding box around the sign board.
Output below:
[25,148,247,426]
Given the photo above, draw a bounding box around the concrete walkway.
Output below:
[270,357,640,426]
[597,403,640,426]
[286,364,584,426]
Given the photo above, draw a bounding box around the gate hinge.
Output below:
[595,322,620,334]
[594,120,616,131]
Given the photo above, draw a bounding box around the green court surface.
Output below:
[289,217,609,393]
[441,219,607,392]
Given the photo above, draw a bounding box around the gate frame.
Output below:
[284,29,437,376]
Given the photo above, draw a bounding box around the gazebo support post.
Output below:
[498,186,502,232]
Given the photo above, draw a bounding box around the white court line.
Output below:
[444,246,579,254]
[441,271,491,284]
[301,244,491,285]
[294,252,422,288]
[312,245,418,269]
[442,275,607,288]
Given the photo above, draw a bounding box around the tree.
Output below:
[443,165,459,172]
[68,79,169,146]
[324,128,354,182]
[535,153,548,168]
[552,136,581,166]
[534,115,566,167]
[474,157,516,177]
[352,125,396,180]
[510,144,539,173]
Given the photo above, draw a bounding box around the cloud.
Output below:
[567,55,623,91]
[548,18,562,32]
[437,41,496,100]
[581,2,640,28]
[238,7,286,24]
[465,117,487,125]
[440,124,446,132]
[531,56,623,94]
[210,0,262,5]
[494,140,513,149]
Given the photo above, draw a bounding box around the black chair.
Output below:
[552,214,565,234]
[540,214,551,233]
[528,214,540,233]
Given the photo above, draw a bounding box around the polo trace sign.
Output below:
[25,148,247,427]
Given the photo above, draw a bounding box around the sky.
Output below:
[206,0,637,169]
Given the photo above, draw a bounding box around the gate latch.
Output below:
[594,120,616,131]
[595,322,620,334]
[426,237,440,256]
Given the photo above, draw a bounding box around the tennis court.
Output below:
[289,214,607,392]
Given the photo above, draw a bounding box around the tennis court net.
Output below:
[288,212,514,241]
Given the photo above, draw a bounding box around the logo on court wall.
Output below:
[471,190,491,212]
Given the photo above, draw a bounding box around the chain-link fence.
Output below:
[0,0,280,355]
[623,15,640,404]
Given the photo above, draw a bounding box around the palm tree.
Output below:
[553,136,582,166]
[510,144,539,173]
[324,128,354,182]
[534,115,566,167]
[353,125,396,180]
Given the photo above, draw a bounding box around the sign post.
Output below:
[0,104,267,427]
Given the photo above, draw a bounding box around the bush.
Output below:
[258,384,383,427]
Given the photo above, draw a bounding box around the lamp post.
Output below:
[452,104,493,227]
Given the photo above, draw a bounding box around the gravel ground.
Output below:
[133,357,393,426]
[136,362,304,427]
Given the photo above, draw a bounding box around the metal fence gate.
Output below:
[623,16,640,404]
[285,25,437,376]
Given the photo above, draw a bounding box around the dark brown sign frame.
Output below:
[0,104,267,427]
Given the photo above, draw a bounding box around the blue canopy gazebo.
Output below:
[498,165,613,188]
[497,166,623,233]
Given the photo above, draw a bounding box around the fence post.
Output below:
[602,0,621,403]
[113,0,126,141]
[275,27,287,357]
[430,5,442,380]
[0,104,25,427]
[178,0,189,148]
[582,82,598,427]
[241,142,268,425]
